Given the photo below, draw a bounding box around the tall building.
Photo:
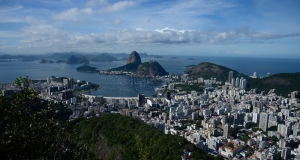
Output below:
[239,77,244,88]
[253,72,257,78]
[267,73,270,77]
[231,78,235,86]
[278,124,291,137]
[252,112,259,123]
[223,123,230,138]
[166,91,171,100]
[63,79,69,89]
[138,94,145,107]
[235,77,239,87]
[259,112,269,131]
[68,78,74,89]
[241,79,247,89]
[228,71,233,83]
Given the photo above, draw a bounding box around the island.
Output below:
[39,59,54,63]
[76,65,99,73]
[170,57,178,59]
[66,55,89,64]
[56,60,66,63]
[186,58,195,60]
[184,65,196,68]
[107,51,169,76]
[89,53,118,62]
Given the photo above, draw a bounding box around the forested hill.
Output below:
[246,72,300,96]
[66,114,217,160]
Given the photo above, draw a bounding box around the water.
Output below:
[0,56,299,97]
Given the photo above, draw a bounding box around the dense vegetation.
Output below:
[66,114,216,160]
[136,61,169,76]
[185,62,243,82]
[246,72,300,96]
[39,59,54,63]
[0,77,92,159]
[108,62,141,72]
[76,65,99,73]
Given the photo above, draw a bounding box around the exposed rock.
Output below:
[126,51,141,64]
[136,61,168,76]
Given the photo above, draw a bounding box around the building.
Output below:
[138,94,145,107]
[62,89,73,100]
[63,79,69,89]
[252,112,259,123]
[277,124,291,137]
[223,123,230,138]
[166,91,171,100]
[259,112,269,131]
[253,72,257,78]
[218,141,245,158]
[235,77,239,87]
[228,71,233,83]
[68,78,74,89]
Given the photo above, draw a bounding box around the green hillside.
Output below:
[76,65,99,73]
[89,54,118,62]
[66,114,215,160]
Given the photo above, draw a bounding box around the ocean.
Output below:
[0,56,299,97]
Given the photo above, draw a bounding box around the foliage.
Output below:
[67,114,216,160]
[0,76,93,159]
[76,65,99,73]
[176,84,204,93]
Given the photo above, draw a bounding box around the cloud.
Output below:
[99,1,137,13]
[86,0,108,7]
[52,8,94,21]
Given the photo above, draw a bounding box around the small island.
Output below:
[56,60,66,63]
[171,57,178,59]
[39,59,54,63]
[186,58,195,60]
[76,65,99,73]
[184,65,196,68]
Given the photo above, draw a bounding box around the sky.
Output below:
[0,0,300,58]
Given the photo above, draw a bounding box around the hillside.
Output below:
[136,61,169,76]
[76,65,99,73]
[89,53,118,62]
[39,59,54,63]
[66,55,89,64]
[246,72,300,96]
[109,62,141,72]
[66,114,215,160]
[185,62,242,82]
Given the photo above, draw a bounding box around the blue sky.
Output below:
[0,0,299,58]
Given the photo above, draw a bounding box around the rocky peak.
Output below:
[126,51,141,64]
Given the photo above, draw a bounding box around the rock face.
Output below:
[66,55,89,64]
[136,61,168,76]
[126,51,141,65]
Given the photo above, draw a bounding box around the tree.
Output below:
[0,76,93,159]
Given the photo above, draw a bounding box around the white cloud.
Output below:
[52,8,94,21]
[99,1,137,13]
[86,0,108,7]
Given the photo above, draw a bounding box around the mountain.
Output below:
[39,59,54,63]
[185,62,300,96]
[246,72,300,96]
[76,65,99,73]
[136,61,169,76]
[56,60,66,63]
[66,114,215,160]
[126,51,142,64]
[185,62,242,82]
[66,55,89,64]
[89,53,118,62]
[109,51,168,76]
[140,53,164,58]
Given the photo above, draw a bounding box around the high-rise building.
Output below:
[166,91,171,100]
[228,71,233,83]
[138,94,145,107]
[68,78,74,89]
[253,72,257,78]
[281,148,291,159]
[252,112,259,123]
[223,123,230,138]
[241,79,247,89]
[231,78,235,86]
[267,73,270,77]
[278,124,291,137]
[259,112,269,131]
[235,77,239,87]
[63,79,69,89]
[239,77,244,88]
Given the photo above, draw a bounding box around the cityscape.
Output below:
[1,0,300,159]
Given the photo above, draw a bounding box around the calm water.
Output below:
[0,56,299,97]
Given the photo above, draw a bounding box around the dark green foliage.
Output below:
[136,61,169,76]
[246,72,300,97]
[108,62,140,72]
[68,114,216,160]
[0,77,93,159]
[269,126,278,131]
[271,136,279,145]
[76,65,99,73]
